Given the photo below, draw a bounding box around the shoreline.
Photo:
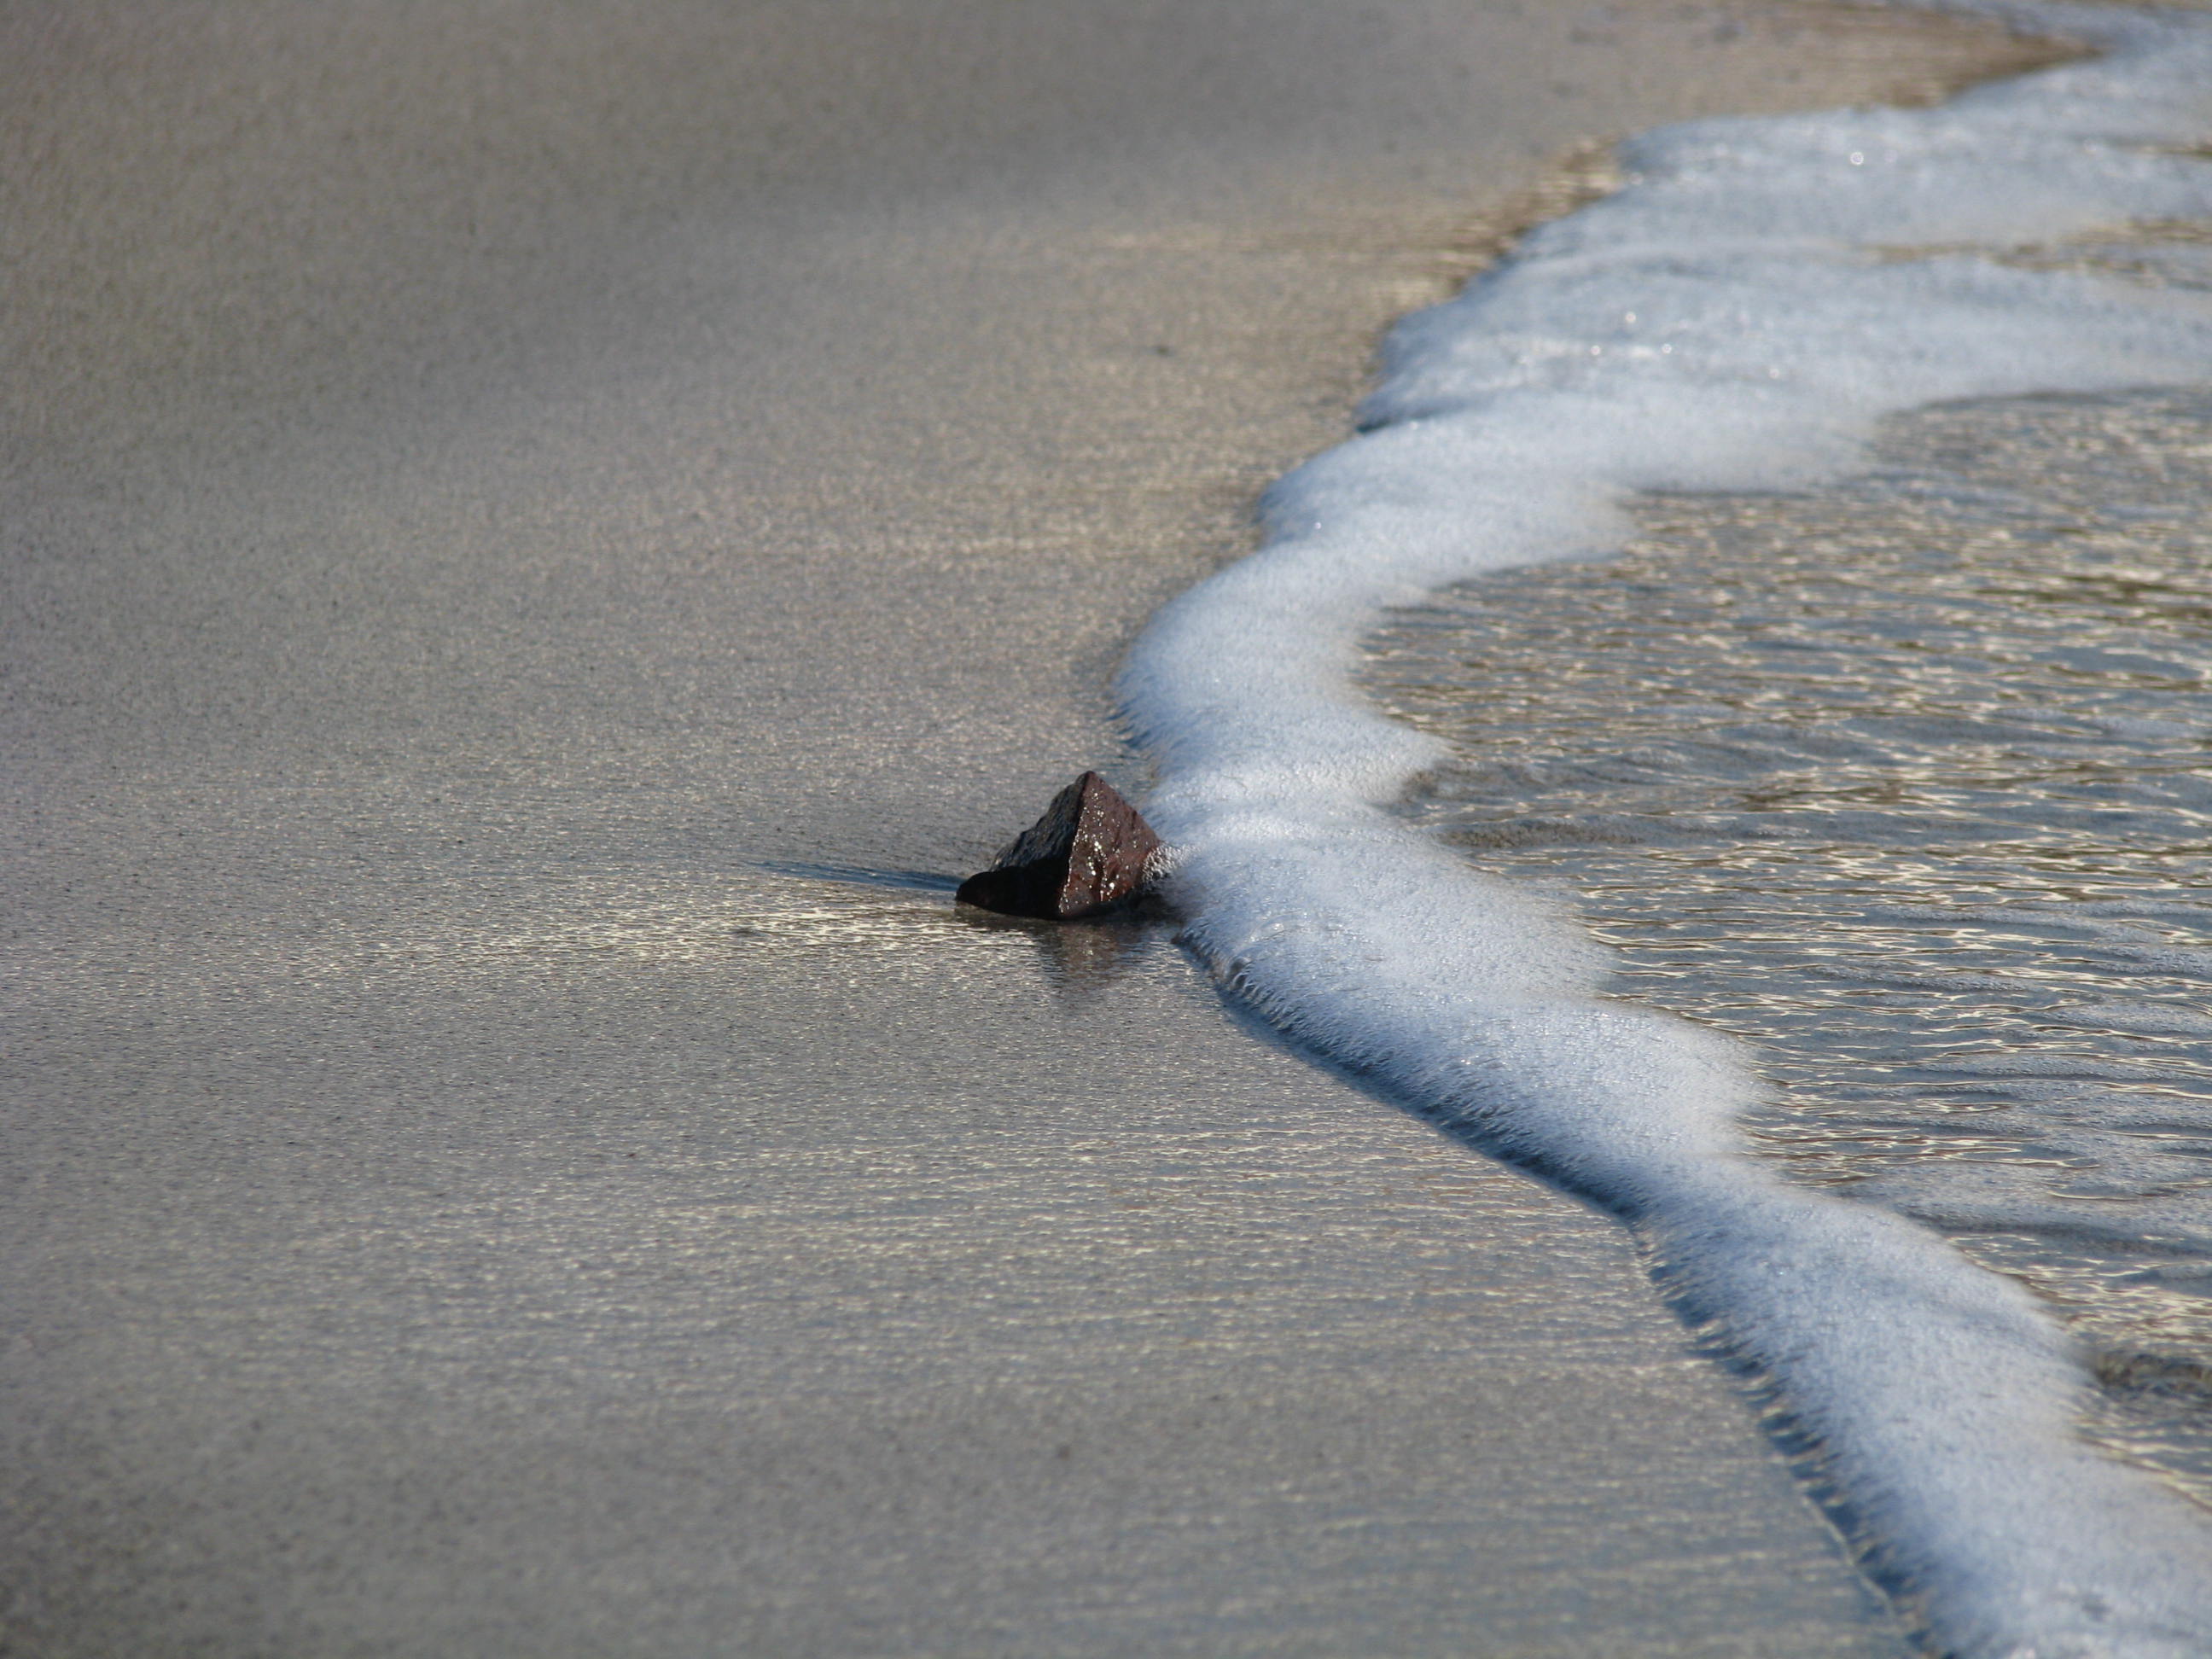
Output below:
[0,3,2108,1651]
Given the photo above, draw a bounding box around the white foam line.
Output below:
[1121,7,2212,1653]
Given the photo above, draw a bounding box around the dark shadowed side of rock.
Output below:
[957,772,1162,919]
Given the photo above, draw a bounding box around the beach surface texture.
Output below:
[0,3,2154,1654]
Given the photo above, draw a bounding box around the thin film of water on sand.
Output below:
[1359,236,2212,1504]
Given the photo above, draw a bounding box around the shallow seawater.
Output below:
[1359,382,2212,1507]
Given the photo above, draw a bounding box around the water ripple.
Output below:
[1361,387,2212,1505]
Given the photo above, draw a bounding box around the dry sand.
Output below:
[2,3,2082,1653]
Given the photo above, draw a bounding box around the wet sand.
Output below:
[1,4,2081,1652]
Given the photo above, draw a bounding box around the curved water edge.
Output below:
[1364,384,2212,1506]
[1120,6,2212,1655]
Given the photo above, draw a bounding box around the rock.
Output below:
[955,772,1163,919]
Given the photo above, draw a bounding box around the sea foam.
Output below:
[1120,6,2212,1653]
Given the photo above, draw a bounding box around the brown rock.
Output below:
[955,772,1163,919]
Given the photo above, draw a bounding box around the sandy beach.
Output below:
[2,4,2082,1652]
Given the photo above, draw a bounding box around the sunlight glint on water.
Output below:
[1360,383,2212,1505]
